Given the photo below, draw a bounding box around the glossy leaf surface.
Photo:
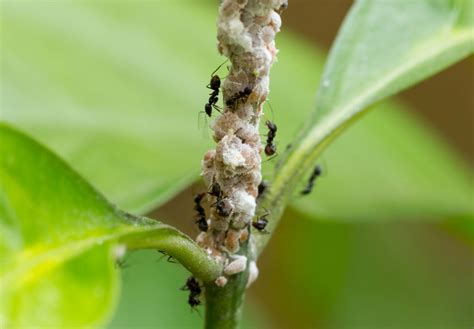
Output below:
[0,124,215,327]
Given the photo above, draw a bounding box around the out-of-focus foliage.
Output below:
[270,0,473,221]
[312,0,473,123]
[1,1,217,213]
[108,250,269,329]
[0,124,203,327]
[254,211,474,329]
[2,1,472,223]
[289,101,473,221]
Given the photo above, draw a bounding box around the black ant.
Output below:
[193,192,208,232]
[204,61,226,117]
[188,294,201,308]
[225,86,253,108]
[157,250,178,264]
[252,211,269,233]
[204,94,221,117]
[257,180,269,200]
[216,198,232,217]
[181,276,202,309]
[276,1,288,14]
[264,120,277,156]
[182,276,201,294]
[208,181,222,198]
[115,258,131,269]
[301,164,322,195]
[208,181,233,217]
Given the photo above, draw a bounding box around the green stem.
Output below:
[204,244,250,329]
[204,271,248,329]
[120,225,223,284]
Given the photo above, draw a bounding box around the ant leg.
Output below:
[115,259,131,269]
[212,104,223,114]
[263,152,279,163]
[167,255,178,264]
[197,110,205,126]
[156,250,166,263]
[157,250,178,264]
[261,208,270,217]
[191,307,203,317]
[197,111,210,138]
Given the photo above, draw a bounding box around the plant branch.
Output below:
[120,223,222,284]
[199,0,287,328]
[204,244,250,329]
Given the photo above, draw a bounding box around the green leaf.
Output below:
[107,250,271,329]
[313,0,473,124]
[277,0,474,194]
[0,124,219,327]
[265,34,473,222]
[290,101,474,221]
[256,0,473,253]
[1,1,220,213]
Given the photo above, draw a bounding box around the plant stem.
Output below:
[204,244,250,329]
[121,224,223,284]
[204,269,249,329]
[201,1,286,328]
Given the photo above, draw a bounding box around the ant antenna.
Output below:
[197,109,212,139]
[262,151,279,163]
[264,99,275,122]
[156,250,178,264]
[210,59,229,78]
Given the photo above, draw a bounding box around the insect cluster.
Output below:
[194,54,324,289]
[181,276,202,309]
[198,65,283,240]
[192,0,295,292]
[193,192,208,232]
[198,64,282,224]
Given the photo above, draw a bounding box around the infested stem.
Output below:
[197,0,286,261]
[197,0,287,328]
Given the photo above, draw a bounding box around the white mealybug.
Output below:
[215,276,228,287]
[224,255,247,276]
[246,261,259,288]
[113,244,127,260]
[113,244,128,269]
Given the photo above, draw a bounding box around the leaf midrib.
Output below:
[307,29,473,156]
[0,225,161,291]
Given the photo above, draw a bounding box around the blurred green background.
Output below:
[1,1,473,328]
